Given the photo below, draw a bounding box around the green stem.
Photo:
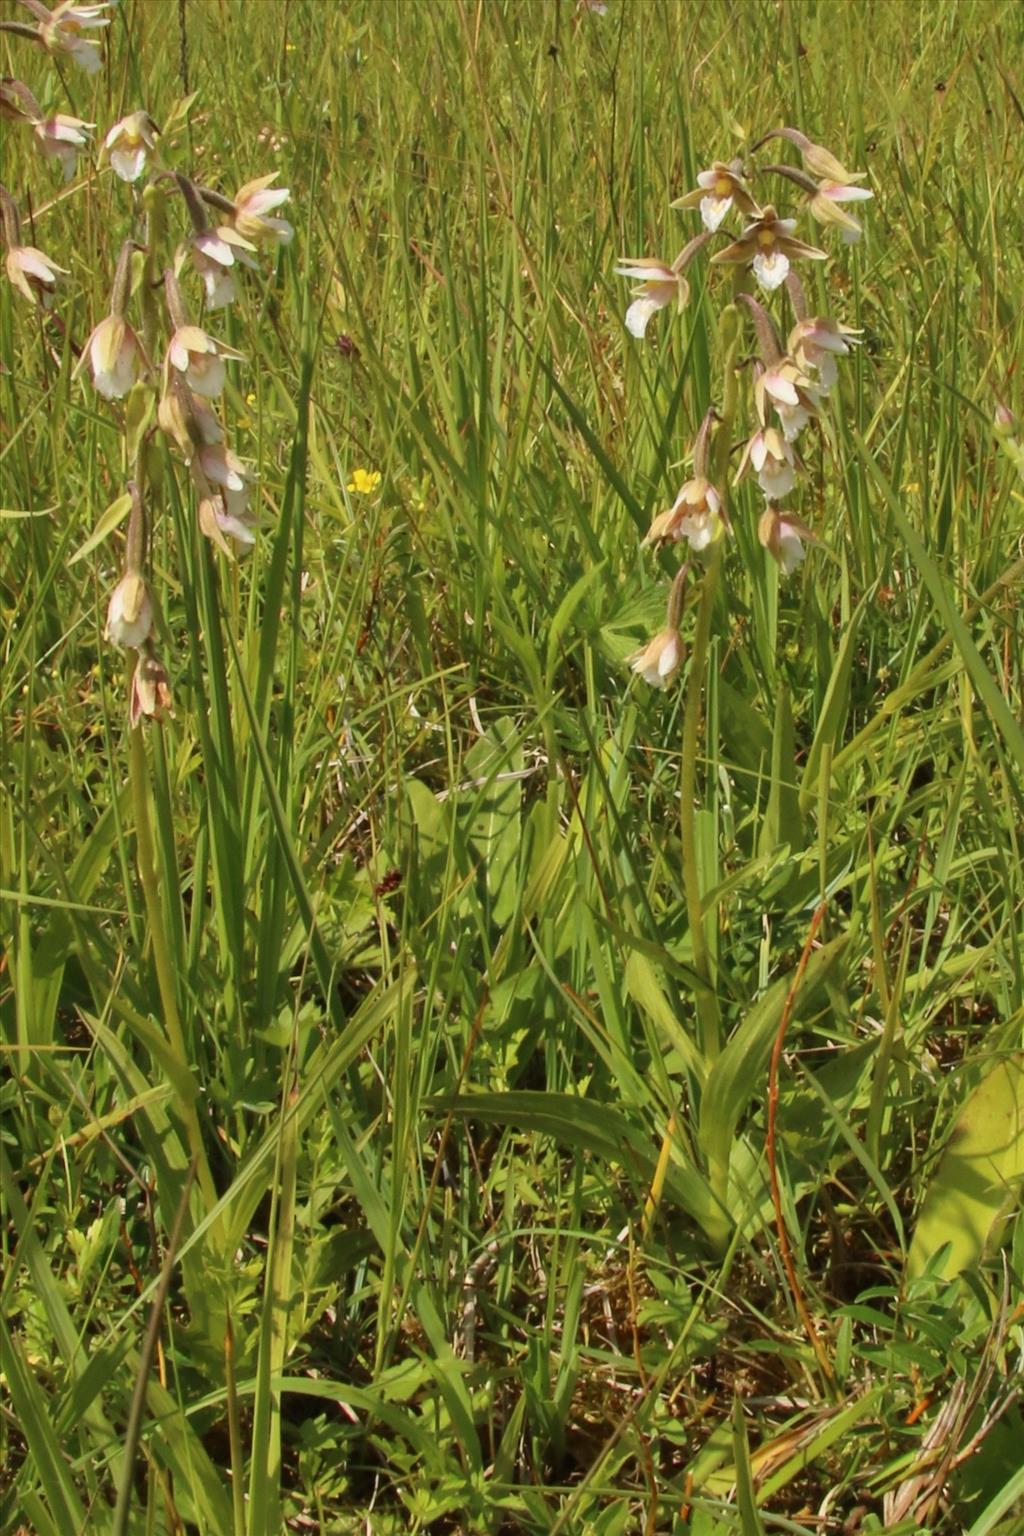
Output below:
[679,543,723,1060]
[128,718,218,1215]
[678,302,742,1062]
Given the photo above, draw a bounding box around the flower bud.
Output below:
[130,647,173,726]
[630,628,684,689]
[105,572,153,648]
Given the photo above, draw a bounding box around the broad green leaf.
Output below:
[463,717,523,929]
[907,1054,1024,1282]
[699,938,848,1202]
[426,1089,719,1232]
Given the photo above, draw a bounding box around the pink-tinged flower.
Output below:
[167,324,244,398]
[105,572,153,648]
[22,0,111,74]
[670,159,761,232]
[198,487,258,555]
[735,427,798,501]
[753,359,823,442]
[614,257,688,338]
[5,243,66,307]
[130,646,173,726]
[788,316,860,391]
[33,113,92,180]
[230,173,293,246]
[187,227,255,308]
[808,180,873,242]
[758,508,814,575]
[82,314,145,399]
[103,111,159,183]
[644,477,726,551]
[712,204,826,293]
[196,441,250,497]
[158,370,224,455]
[630,627,683,689]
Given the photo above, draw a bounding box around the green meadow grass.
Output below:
[2,0,1023,1531]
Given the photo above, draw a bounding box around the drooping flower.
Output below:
[82,314,145,398]
[167,324,244,398]
[788,316,861,391]
[21,0,111,74]
[230,173,293,246]
[614,257,688,339]
[644,477,726,551]
[188,227,246,308]
[130,644,173,725]
[197,485,258,554]
[4,242,65,307]
[807,179,874,243]
[105,571,153,648]
[758,508,814,575]
[195,440,251,499]
[33,113,93,180]
[735,427,798,501]
[754,127,868,188]
[630,626,683,689]
[753,359,824,443]
[712,204,827,293]
[103,111,159,183]
[671,159,761,232]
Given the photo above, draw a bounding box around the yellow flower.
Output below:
[347,467,381,495]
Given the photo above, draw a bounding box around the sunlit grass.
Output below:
[2,0,1023,1532]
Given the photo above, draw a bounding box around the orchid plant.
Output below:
[618,131,872,681]
[1,0,294,727]
[614,129,872,1060]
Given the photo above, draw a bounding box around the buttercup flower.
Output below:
[167,324,244,398]
[735,427,797,501]
[230,173,293,246]
[630,626,683,689]
[347,467,382,494]
[671,159,760,232]
[82,314,145,398]
[758,508,814,575]
[614,257,689,339]
[33,113,92,180]
[644,477,726,551]
[130,644,173,726]
[105,572,153,648]
[5,242,65,307]
[103,111,159,183]
[788,316,860,390]
[712,204,826,293]
[21,0,111,74]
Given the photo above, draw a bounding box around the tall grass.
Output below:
[2,0,1023,1531]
